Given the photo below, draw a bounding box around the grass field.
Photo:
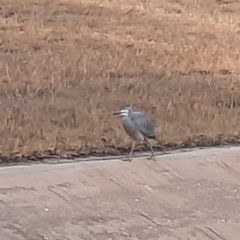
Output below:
[1,0,240,161]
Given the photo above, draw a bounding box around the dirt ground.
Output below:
[0,146,240,240]
[1,0,240,160]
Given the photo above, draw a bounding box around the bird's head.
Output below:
[113,104,133,117]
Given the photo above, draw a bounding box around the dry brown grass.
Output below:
[1,0,240,161]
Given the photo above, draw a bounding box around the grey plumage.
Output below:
[113,105,156,161]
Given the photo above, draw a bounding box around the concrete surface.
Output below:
[0,146,240,240]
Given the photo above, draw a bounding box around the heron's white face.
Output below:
[119,109,129,117]
[113,108,130,117]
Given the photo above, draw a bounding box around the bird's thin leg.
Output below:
[145,138,156,161]
[129,141,136,159]
[121,141,135,162]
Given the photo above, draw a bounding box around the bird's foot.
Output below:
[147,155,156,161]
[121,157,133,162]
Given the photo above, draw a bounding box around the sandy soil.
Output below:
[0,146,240,240]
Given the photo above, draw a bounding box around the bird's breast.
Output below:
[122,118,144,141]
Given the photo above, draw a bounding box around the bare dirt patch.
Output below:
[1,0,240,161]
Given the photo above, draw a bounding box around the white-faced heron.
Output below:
[113,104,157,161]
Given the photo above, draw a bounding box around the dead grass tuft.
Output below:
[1,0,240,161]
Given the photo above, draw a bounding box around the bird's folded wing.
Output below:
[133,112,155,138]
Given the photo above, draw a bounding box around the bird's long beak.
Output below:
[112,111,121,115]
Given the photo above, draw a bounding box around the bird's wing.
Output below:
[132,112,155,138]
